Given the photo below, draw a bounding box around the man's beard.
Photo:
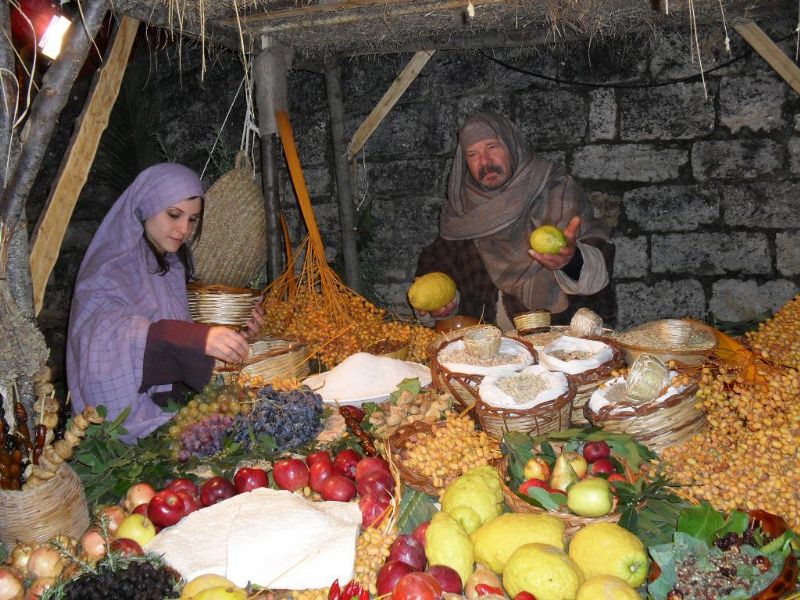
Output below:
[477,164,506,190]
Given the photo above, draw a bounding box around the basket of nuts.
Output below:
[387,415,504,495]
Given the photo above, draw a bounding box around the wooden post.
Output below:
[29,16,140,315]
[733,20,800,96]
[347,50,434,159]
[0,0,110,259]
[324,62,361,292]
[261,135,284,282]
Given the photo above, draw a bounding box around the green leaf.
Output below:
[389,378,422,404]
[0,542,7,564]
[161,399,183,414]
[109,406,132,430]
[677,502,725,544]
[526,487,564,511]
[396,488,438,535]
[715,510,749,539]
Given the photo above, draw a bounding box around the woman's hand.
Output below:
[528,215,581,271]
[205,326,250,363]
[243,301,265,338]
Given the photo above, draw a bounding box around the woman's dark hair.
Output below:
[142,196,205,282]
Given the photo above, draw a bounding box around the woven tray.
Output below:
[387,420,504,496]
[502,478,622,538]
[214,337,309,383]
[609,319,718,367]
[583,380,704,454]
[475,376,577,440]
[428,331,538,413]
[188,283,261,328]
[0,463,90,545]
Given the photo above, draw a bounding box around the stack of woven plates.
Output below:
[187,284,261,327]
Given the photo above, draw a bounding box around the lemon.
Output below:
[408,272,457,312]
[502,543,584,600]
[529,225,567,254]
[181,575,241,599]
[471,513,566,573]
[193,586,247,600]
[569,522,648,588]
[576,575,640,599]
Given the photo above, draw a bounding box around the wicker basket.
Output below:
[501,478,622,538]
[513,310,551,335]
[215,337,309,383]
[388,420,504,496]
[475,375,576,440]
[191,152,267,287]
[428,332,537,413]
[583,381,704,453]
[610,319,718,367]
[0,463,90,545]
[188,283,261,328]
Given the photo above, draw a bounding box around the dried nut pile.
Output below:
[290,589,330,600]
[354,524,397,595]
[496,373,548,403]
[368,390,453,438]
[746,293,800,368]
[440,349,519,367]
[402,416,502,489]
[662,363,800,528]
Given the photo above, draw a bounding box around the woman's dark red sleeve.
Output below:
[139,320,215,393]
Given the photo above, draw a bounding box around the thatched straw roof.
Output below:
[112,0,793,57]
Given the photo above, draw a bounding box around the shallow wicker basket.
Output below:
[513,310,551,335]
[475,376,577,440]
[611,319,718,367]
[187,283,261,328]
[388,420,505,496]
[428,331,538,413]
[214,337,309,383]
[501,478,622,538]
[0,463,90,545]
[583,380,704,453]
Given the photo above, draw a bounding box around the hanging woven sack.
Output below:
[192,152,266,287]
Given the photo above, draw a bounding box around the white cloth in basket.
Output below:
[479,364,568,410]
[538,336,614,375]
[588,372,689,415]
[439,337,533,376]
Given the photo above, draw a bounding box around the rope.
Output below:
[199,74,245,180]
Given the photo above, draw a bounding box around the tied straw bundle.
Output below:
[263,112,435,368]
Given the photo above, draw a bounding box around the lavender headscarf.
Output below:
[67,164,204,443]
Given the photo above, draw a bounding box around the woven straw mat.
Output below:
[192,152,267,287]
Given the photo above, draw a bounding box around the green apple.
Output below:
[569,522,649,588]
[116,514,157,547]
[567,477,613,517]
[563,451,589,479]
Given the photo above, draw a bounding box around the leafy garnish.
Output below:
[677,502,725,544]
[525,487,566,511]
[396,487,438,535]
[716,510,749,539]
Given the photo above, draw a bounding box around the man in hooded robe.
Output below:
[415,113,613,330]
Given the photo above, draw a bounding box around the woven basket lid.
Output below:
[192,152,267,287]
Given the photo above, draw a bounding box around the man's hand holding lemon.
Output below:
[528,215,581,271]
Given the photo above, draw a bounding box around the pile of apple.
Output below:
[517,441,626,518]
[375,522,465,600]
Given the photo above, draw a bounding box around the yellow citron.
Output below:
[408,272,457,312]
[529,225,567,254]
[569,522,648,588]
[181,575,241,599]
[193,585,248,600]
[502,543,583,600]
[576,575,640,600]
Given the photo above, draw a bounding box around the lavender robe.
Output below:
[67,164,204,443]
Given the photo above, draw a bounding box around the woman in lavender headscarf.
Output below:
[67,164,263,443]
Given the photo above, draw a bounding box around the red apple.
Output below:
[355,456,390,482]
[388,535,427,571]
[123,482,155,512]
[200,476,236,507]
[132,503,149,516]
[333,449,361,479]
[234,466,269,493]
[519,478,549,495]
[582,440,611,463]
[306,450,332,468]
[148,490,185,528]
[320,475,357,502]
[25,576,53,600]
[0,567,23,600]
[359,494,391,528]
[607,473,627,483]
[310,460,334,493]
[514,593,538,600]
[165,478,198,497]
[109,538,144,557]
[426,565,462,594]
[177,491,201,516]
[522,457,551,481]
[79,529,107,563]
[590,458,616,476]
[392,572,442,600]
[96,505,126,534]
[377,560,415,596]
[412,521,430,548]
[273,458,310,492]
[357,470,395,500]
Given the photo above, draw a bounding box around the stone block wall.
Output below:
[283,21,800,329]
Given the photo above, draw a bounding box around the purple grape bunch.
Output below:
[177,413,235,461]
